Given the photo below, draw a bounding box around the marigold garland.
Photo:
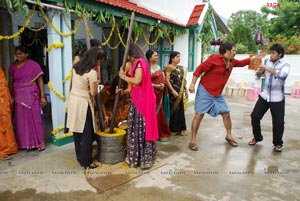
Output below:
[55,133,73,139]
[116,22,126,47]
[47,82,65,100]
[62,69,72,83]
[0,6,35,40]
[52,125,73,139]
[39,6,81,37]
[101,21,115,46]
[51,125,65,135]
[167,33,175,45]
[46,42,64,52]
[142,31,159,46]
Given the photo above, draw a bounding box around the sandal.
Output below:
[274,145,282,152]
[87,163,99,169]
[248,138,261,146]
[225,137,238,147]
[0,154,12,161]
[38,145,46,151]
[188,143,198,151]
[159,137,170,142]
[180,130,188,136]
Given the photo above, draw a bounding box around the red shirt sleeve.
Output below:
[232,58,251,68]
[193,54,217,78]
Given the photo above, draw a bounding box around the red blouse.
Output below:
[193,54,250,96]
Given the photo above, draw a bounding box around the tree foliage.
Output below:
[226,22,257,53]
[261,0,300,40]
[225,1,300,54]
[197,5,214,61]
[228,10,267,35]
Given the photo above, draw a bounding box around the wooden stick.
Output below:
[109,12,135,134]
[83,14,91,49]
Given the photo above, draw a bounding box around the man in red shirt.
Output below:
[188,41,263,151]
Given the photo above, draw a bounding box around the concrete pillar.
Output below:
[47,9,66,134]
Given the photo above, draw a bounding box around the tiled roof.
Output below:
[95,0,185,27]
[187,4,205,26]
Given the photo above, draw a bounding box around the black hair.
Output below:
[77,39,102,58]
[219,42,235,54]
[128,41,146,60]
[269,43,285,58]
[90,39,101,47]
[15,45,31,58]
[74,47,105,75]
[108,75,128,94]
[145,49,156,62]
[168,51,180,64]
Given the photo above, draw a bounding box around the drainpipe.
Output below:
[25,0,74,12]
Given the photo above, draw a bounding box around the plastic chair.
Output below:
[291,80,300,98]
[225,78,238,96]
[238,80,254,96]
[246,86,260,100]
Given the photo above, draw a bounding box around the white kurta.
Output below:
[66,69,97,133]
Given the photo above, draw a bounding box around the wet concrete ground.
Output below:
[0,95,299,201]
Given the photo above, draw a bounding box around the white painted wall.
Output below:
[174,34,189,66]
[132,0,205,25]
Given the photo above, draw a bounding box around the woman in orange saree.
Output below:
[0,67,18,160]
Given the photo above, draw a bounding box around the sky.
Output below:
[209,0,269,19]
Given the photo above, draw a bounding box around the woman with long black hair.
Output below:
[66,47,105,169]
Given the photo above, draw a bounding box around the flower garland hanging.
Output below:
[116,22,126,47]
[0,6,35,40]
[142,30,160,46]
[47,82,65,100]
[46,42,64,52]
[167,33,175,46]
[62,69,73,84]
[39,6,82,37]
[22,36,37,47]
[105,22,126,49]
[106,40,121,50]
[101,21,115,46]
[134,32,140,43]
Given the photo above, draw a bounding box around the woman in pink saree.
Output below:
[119,42,158,169]
[9,46,47,151]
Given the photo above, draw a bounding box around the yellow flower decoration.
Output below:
[62,69,72,84]
[47,82,65,100]
[143,30,159,46]
[51,125,65,135]
[102,21,115,46]
[116,22,126,47]
[0,6,35,40]
[51,125,73,139]
[65,69,72,80]
[167,33,175,45]
[55,133,73,139]
[39,6,81,37]
[46,42,64,52]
